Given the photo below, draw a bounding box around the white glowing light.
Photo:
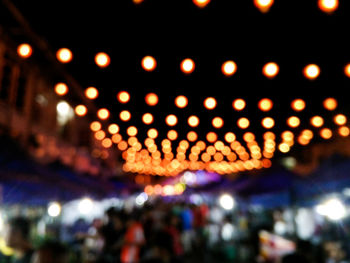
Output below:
[219,194,235,210]
[56,101,74,126]
[315,198,347,220]
[78,198,93,215]
[48,202,61,217]
[135,192,148,206]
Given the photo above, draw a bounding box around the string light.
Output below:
[258,98,273,111]
[204,97,217,110]
[237,118,250,129]
[188,115,200,127]
[142,113,154,124]
[120,110,131,121]
[17,43,32,58]
[193,0,211,8]
[304,64,320,80]
[212,117,224,128]
[180,58,195,74]
[318,0,339,13]
[311,116,324,127]
[232,99,246,111]
[90,121,101,132]
[75,105,87,116]
[262,117,275,129]
[166,114,178,126]
[287,116,300,128]
[262,62,279,78]
[291,99,306,111]
[85,87,99,99]
[97,108,110,120]
[320,128,332,139]
[167,130,178,141]
[222,61,237,76]
[323,98,337,111]
[108,124,119,134]
[95,52,110,68]
[54,83,69,96]
[145,93,159,106]
[175,95,188,108]
[142,56,157,71]
[254,0,274,13]
[117,91,130,103]
[56,48,73,63]
[334,114,347,125]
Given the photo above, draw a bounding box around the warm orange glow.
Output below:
[180,58,195,74]
[127,126,138,136]
[108,124,119,134]
[318,0,339,13]
[145,93,159,106]
[281,131,294,141]
[345,64,350,77]
[320,128,333,139]
[264,131,275,140]
[17,43,32,58]
[196,141,206,151]
[120,110,131,121]
[262,62,279,78]
[112,134,122,144]
[188,115,200,127]
[243,132,255,142]
[142,113,154,125]
[222,61,237,76]
[291,99,306,111]
[117,91,130,103]
[237,118,250,129]
[97,108,110,120]
[254,0,274,13]
[117,140,128,151]
[232,99,246,111]
[323,98,337,111]
[95,52,110,68]
[165,114,178,126]
[204,97,217,110]
[258,98,273,111]
[187,131,198,142]
[206,145,216,155]
[175,95,188,108]
[141,56,157,71]
[206,132,218,143]
[339,126,350,137]
[212,117,224,128]
[287,116,300,128]
[262,117,275,129]
[133,0,144,4]
[95,130,105,141]
[303,64,320,79]
[225,132,236,143]
[90,121,101,132]
[278,143,290,153]
[147,128,158,139]
[144,185,154,195]
[167,130,178,141]
[56,48,73,63]
[193,0,211,8]
[85,87,99,100]
[301,129,314,140]
[310,116,324,127]
[54,83,69,96]
[201,152,211,162]
[75,105,87,116]
[334,114,347,125]
[102,138,112,148]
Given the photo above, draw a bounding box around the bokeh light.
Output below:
[204,97,217,110]
[311,116,324,127]
[237,118,250,129]
[142,113,154,124]
[97,108,110,120]
[117,91,130,103]
[141,56,157,71]
[334,114,347,125]
[54,83,69,96]
[85,87,99,99]
[262,62,279,78]
[193,0,211,8]
[254,0,274,13]
[222,61,237,76]
[303,64,320,79]
[56,48,73,63]
[291,99,306,111]
[75,105,87,116]
[180,58,195,74]
[262,117,275,129]
[120,110,131,121]
[145,93,159,106]
[323,98,337,111]
[258,98,273,111]
[95,52,110,68]
[108,124,119,134]
[90,121,101,132]
[287,116,300,128]
[188,115,200,127]
[166,114,178,126]
[212,117,224,128]
[175,95,188,108]
[232,99,246,111]
[17,43,32,58]
[318,0,339,13]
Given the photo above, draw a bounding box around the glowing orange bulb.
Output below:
[95,52,110,68]
[108,124,119,134]
[334,114,347,125]
[112,134,122,144]
[75,105,87,116]
[237,118,250,129]
[254,0,274,13]
[222,60,237,76]
[165,114,178,126]
[262,62,279,78]
[17,43,32,58]
[212,117,224,128]
[102,138,113,148]
[180,58,195,74]
[97,108,109,120]
[142,113,154,125]
[278,143,290,153]
[188,115,200,127]
[258,98,273,111]
[323,98,337,111]
[303,64,320,79]
[311,116,324,127]
[117,91,130,103]
[85,87,98,100]
[175,95,188,108]
[193,0,211,8]
[133,0,144,4]
[56,48,73,63]
[291,99,306,111]
[345,64,350,78]
[118,140,128,151]
[204,97,217,110]
[232,99,246,111]
[54,83,69,96]
[320,128,332,139]
[144,185,154,196]
[147,128,158,139]
[127,126,138,136]
[145,93,159,106]
[262,117,275,129]
[90,121,101,132]
[141,56,157,71]
[206,132,218,143]
[167,130,178,141]
[318,0,339,13]
[95,130,106,141]
[225,132,236,143]
[339,126,350,137]
[120,110,131,121]
[187,131,198,142]
[287,116,300,128]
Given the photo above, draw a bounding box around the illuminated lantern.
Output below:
[193,0,211,8]
[85,87,98,99]
[175,95,188,108]
[237,118,250,129]
[56,48,73,63]
[141,56,157,71]
[95,52,110,68]
[212,117,224,128]
[120,110,131,121]
[232,99,246,111]
[166,114,178,126]
[145,93,159,106]
[318,0,339,13]
[254,0,274,13]
[180,58,195,74]
[17,43,32,58]
[117,91,130,103]
[54,83,69,96]
[142,113,154,124]
[258,98,273,111]
[75,105,87,116]
[303,64,320,80]
[97,108,109,120]
[262,62,279,78]
[204,97,217,110]
[188,115,200,127]
[291,99,306,111]
[323,98,337,111]
[222,61,237,76]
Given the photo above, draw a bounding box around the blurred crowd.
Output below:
[1,200,350,263]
